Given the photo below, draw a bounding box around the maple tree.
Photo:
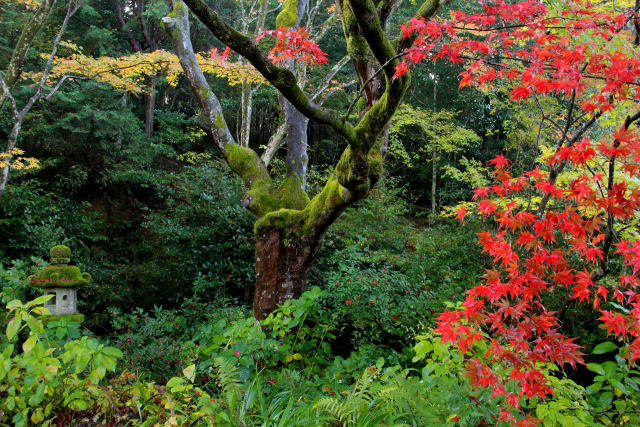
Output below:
[385,0,640,422]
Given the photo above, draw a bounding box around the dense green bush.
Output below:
[108,296,248,383]
[311,177,486,350]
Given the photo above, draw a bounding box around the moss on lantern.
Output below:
[41,314,85,325]
[29,245,90,288]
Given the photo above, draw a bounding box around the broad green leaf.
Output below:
[22,336,36,353]
[166,377,184,388]
[587,363,605,376]
[102,346,123,358]
[26,294,54,308]
[592,342,617,355]
[183,364,196,382]
[6,318,20,340]
[6,300,22,310]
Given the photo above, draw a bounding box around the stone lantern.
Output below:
[29,245,90,322]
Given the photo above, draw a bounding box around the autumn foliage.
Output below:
[394,0,640,422]
[256,27,328,66]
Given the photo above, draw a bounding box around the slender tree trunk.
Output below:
[0,122,22,199]
[0,0,55,109]
[0,0,82,201]
[240,78,252,147]
[253,228,321,320]
[431,146,437,218]
[145,76,156,138]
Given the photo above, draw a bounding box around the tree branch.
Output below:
[182,0,356,144]
[0,76,19,118]
[162,2,235,150]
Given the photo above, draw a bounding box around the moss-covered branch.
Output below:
[346,0,397,81]
[164,1,311,218]
[345,0,443,152]
[182,0,356,144]
[396,0,442,53]
[162,1,235,150]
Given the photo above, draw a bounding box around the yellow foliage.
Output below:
[176,151,211,165]
[0,148,39,170]
[38,49,266,94]
[2,0,41,9]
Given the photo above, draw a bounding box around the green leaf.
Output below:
[599,391,613,407]
[22,336,36,353]
[166,377,184,388]
[102,346,123,358]
[56,327,67,340]
[587,363,605,376]
[586,382,602,394]
[26,294,54,308]
[6,300,22,310]
[183,364,196,382]
[6,318,20,340]
[592,342,617,355]
[611,380,630,394]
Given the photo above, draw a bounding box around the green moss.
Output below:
[31,266,90,288]
[341,2,370,61]
[225,144,280,217]
[40,314,84,325]
[168,0,187,18]
[215,112,225,129]
[30,245,90,288]
[335,146,369,195]
[276,0,298,28]
[254,208,306,235]
[225,144,270,186]
[254,177,351,238]
[50,245,70,260]
[278,173,310,210]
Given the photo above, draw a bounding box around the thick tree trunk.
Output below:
[279,95,309,187]
[253,228,320,320]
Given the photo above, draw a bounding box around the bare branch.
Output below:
[162,2,235,149]
[310,55,351,101]
[0,75,19,118]
[261,123,287,165]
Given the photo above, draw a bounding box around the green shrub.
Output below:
[108,296,248,383]
[0,294,122,426]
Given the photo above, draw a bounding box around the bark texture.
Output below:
[253,229,320,320]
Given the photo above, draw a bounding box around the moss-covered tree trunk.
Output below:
[168,0,442,319]
[253,229,320,319]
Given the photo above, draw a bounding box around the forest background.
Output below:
[1,0,639,425]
